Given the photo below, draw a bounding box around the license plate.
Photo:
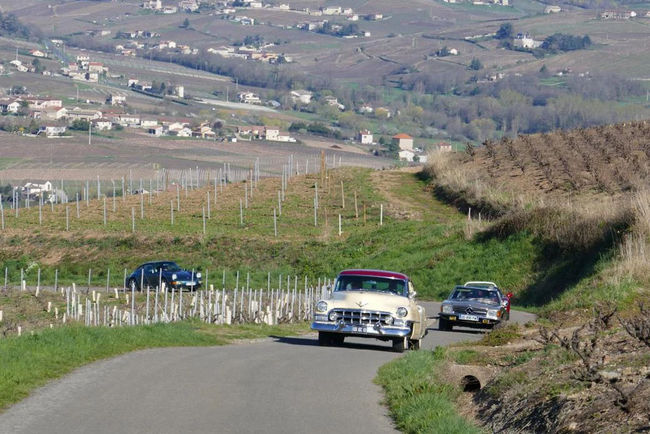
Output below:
[353,326,367,333]
[459,314,479,322]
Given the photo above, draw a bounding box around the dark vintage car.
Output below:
[438,281,512,331]
[127,261,202,291]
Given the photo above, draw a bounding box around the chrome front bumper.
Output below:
[311,321,411,337]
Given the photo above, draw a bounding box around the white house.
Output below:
[239,92,262,104]
[513,34,543,49]
[22,181,53,198]
[67,108,102,121]
[149,126,164,136]
[544,5,561,13]
[398,149,415,162]
[106,94,126,105]
[39,126,67,137]
[30,49,47,58]
[32,107,67,120]
[264,127,280,141]
[93,119,113,131]
[290,90,312,104]
[358,129,373,144]
[141,119,159,128]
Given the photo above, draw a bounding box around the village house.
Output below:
[178,0,199,11]
[192,123,216,139]
[237,125,266,138]
[357,104,374,114]
[143,0,162,9]
[513,33,543,49]
[238,92,262,104]
[275,132,296,142]
[0,98,22,113]
[10,60,28,73]
[106,94,126,105]
[321,6,342,15]
[323,95,345,110]
[600,10,635,19]
[110,113,141,127]
[140,119,159,128]
[66,108,103,121]
[392,133,414,151]
[39,125,67,137]
[398,149,415,162]
[357,130,373,145]
[31,107,67,120]
[149,125,164,136]
[88,62,106,73]
[290,90,313,104]
[264,127,279,141]
[433,142,453,152]
[545,5,561,13]
[30,49,47,58]
[173,85,185,98]
[21,182,53,199]
[93,119,113,131]
[25,97,63,110]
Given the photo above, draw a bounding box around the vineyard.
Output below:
[463,121,650,199]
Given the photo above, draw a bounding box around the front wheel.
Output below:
[439,317,453,331]
[318,332,333,346]
[128,278,139,292]
[409,339,421,350]
[392,336,407,353]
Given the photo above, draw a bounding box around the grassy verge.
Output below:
[0,321,308,411]
[375,349,481,434]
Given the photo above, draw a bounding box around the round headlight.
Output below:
[396,307,408,318]
[384,315,394,325]
[316,301,328,312]
[328,311,338,321]
[196,272,202,278]
[172,273,178,280]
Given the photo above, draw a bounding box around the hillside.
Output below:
[420,121,650,433]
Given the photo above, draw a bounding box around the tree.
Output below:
[496,23,513,40]
[469,58,482,71]
[70,119,90,131]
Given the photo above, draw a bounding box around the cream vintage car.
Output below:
[311,269,427,352]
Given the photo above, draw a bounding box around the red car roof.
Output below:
[338,269,409,280]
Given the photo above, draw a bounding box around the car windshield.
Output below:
[335,276,405,295]
[450,287,500,305]
[159,262,182,272]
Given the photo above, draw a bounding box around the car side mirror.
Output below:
[409,290,417,298]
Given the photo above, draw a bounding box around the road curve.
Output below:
[0,303,535,434]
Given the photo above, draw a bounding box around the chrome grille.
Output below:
[452,305,488,316]
[332,309,392,325]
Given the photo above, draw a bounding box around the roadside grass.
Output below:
[0,321,309,412]
[375,348,481,434]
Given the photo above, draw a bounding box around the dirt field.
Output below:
[0,130,393,183]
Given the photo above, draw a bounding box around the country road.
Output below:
[0,303,535,434]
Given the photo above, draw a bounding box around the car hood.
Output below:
[328,290,408,311]
[164,270,197,280]
[443,300,500,310]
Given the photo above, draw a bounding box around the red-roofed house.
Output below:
[392,133,413,151]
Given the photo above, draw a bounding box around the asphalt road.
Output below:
[0,303,535,434]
